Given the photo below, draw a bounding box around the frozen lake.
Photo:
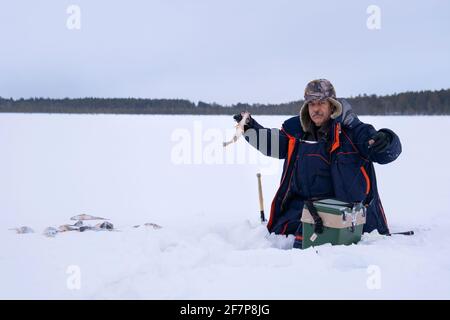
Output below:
[1,113,449,299]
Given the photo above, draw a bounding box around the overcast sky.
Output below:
[0,0,449,104]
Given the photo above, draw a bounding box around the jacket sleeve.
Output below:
[351,122,402,164]
[243,118,289,159]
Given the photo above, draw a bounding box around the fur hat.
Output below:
[299,79,343,131]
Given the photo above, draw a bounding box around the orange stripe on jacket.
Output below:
[267,129,296,231]
[330,123,341,153]
[281,222,289,235]
[287,136,296,162]
[360,166,371,195]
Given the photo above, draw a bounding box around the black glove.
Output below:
[368,130,392,154]
[233,112,254,131]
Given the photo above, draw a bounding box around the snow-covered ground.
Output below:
[1,114,449,299]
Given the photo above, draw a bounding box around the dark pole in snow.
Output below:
[388,231,415,236]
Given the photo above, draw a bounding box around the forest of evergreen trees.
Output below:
[0,88,449,115]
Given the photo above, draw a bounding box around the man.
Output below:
[234,79,402,248]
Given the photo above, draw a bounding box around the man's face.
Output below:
[308,99,333,127]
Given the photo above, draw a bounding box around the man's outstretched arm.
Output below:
[233,112,289,159]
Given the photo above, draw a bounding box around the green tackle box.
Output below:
[301,199,366,249]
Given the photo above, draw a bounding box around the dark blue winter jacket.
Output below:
[243,101,402,238]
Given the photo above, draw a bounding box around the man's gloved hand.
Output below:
[368,130,392,154]
[233,111,254,131]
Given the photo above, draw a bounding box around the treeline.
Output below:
[0,88,449,115]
